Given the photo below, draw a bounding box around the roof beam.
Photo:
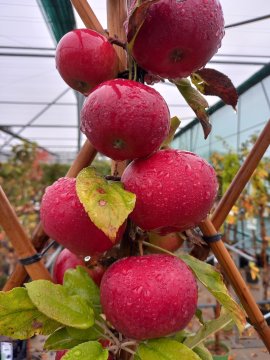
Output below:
[0,126,57,157]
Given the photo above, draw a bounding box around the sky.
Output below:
[0,0,269,161]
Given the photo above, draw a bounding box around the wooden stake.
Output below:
[212,119,270,230]
[0,187,52,282]
[107,0,128,177]
[71,0,106,35]
[3,141,97,291]
[199,218,270,352]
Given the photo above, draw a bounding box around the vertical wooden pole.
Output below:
[199,218,270,352]
[0,187,52,282]
[107,0,128,177]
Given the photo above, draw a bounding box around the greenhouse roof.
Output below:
[0,0,270,162]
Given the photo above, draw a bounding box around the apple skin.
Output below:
[129,0,224,79]
[100,254,198,340]
[122,149,218,234]
[56,29,118,95]
[148,232,183,253]
[53,248,105,286]
[40,177,124,257]
[55,350,67,360]
[80,79,170,161]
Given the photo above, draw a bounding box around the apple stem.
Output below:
[142,240,176,256]
[108,37,127,50]
[121,341,137,348]
[138,240,144,256]
[95,319,120,346]
[121,346,136,355]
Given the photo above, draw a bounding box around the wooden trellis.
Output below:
[1,0,270,353]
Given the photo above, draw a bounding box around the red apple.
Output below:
[56,29,118,95]
[100,254,198,340]
[128,0,224,79]
[122,149,218,234]
[53,248,105,286]
[40,178,124,257]
[55,350,67,360]
[80,79,170,161]
[148,232,183,253]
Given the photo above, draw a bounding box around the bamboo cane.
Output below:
[106,0,129,177]
[199,218,270,351]
[71,0,106,35]
[0,187,52,282]
[3,140,97,291]
[212,119,270,230]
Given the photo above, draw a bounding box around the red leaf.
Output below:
[191,68,238,110]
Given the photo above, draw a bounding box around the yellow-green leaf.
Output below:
[135,338,201,360]
[184,311,234,349]
[25,280,94,329]
[193,344,213,360]
[161,116,181,148]
[62,341,108,360]
[173,79,211,139]
[0,287,60,339]
[179,254,246,333]
[76,167,136,241]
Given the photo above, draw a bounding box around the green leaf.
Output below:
[44,327,84,350]
[191,68,238,110]
[25,280,94,329]
[135,338,201,360]
[161,116,181,148]
[63,266,101,315]
[195,309,205,325]
[179,254,246,333]
[193,344,213,360]
[76,167,136,241]
[62,341,108,360]
[184,312,234,349]
[173,79,211,139]
[0,287,60,340]
[66,324,102,341]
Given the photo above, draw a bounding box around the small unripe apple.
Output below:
[100,254,198,340]
[122,149,218,233]
[148,232,183,253]
[56,29,118,95]
[80,79,170,160]
[128,0,224,79]
[53,248,105,286]
[40,178,124,257]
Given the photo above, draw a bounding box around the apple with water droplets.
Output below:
[40,177,125,257]
[100,254,198,340]
[53,248,105,286]
[80,79,170,160]
[56,29,118,95]
[128,0,224,79]
[122,149,218,233]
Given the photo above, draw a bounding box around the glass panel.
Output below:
[239,83,270,131]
